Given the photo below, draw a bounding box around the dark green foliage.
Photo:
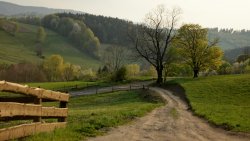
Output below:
[41,14,100,57]
[56,13,136,46]
[112,66,128,82]
[217,61,232,75]
[236,54,250,63]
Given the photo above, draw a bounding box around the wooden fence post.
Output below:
[33,97,42,122]
[58,101,68,122]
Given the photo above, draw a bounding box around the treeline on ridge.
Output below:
[13,13,250,51]
[13,12,137,47]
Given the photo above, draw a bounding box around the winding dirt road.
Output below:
[88,87,250,141]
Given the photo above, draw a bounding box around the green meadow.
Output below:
[168,74,250,132]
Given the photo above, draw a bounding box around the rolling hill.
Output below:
[0,21,101,68]
[1,1,250,51]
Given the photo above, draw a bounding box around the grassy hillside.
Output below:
[0,22,100,68]
[168,74,250,132]
[23,90,164,140]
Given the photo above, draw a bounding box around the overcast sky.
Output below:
[2,0,250,30]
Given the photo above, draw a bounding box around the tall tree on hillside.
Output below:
[13,22,19,36]
[37,26,46,43]
[36,26,46,57]
[176,24,223,78]
[130,5,181,84]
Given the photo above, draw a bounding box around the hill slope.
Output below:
[0,22,100,68]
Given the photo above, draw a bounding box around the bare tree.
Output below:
[130,5,181,83]
[103,45,128,72]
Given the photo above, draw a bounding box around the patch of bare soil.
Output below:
[88,87,250,141]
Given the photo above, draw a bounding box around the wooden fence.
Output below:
[0,81,70,141]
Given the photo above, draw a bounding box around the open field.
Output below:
[21,90,164,141]
[166,74,250,132]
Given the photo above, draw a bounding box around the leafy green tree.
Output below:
[176,24,223,78]
[36,26,46,57]
[163,46,180,81]
[112,66,128,82]
[63,63,74,81]
[217,61,232,75]
[13,22,19,36]
[37,26,46,43]
[43,55,64,81]
[126,64,140,78]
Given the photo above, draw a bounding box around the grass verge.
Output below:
[165,74,250,132]
[22,90,164,141]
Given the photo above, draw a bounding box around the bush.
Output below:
[112,67,128,82]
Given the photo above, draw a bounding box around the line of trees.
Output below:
[130,5,223,83]
[0,55,96,82]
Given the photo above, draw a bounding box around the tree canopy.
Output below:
[176,24,223,78]
[131,5,181,83]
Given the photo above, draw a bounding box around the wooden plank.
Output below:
[0,102,41,117]
[42,90,69,102]
[0,103,68,117]
[0,81,69,102]
[42,107,68,117]
[0,122,66,141]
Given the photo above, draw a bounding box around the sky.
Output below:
[2,0,250,30]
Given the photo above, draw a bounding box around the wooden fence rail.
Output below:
[0,81,70,141]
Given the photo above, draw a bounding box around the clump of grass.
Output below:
[24,90,164,141]
[170,108,179,119]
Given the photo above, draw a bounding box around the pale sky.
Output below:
[2,0,250,30]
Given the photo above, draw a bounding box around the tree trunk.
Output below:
[193,69,199,78]
[156,66,163,84]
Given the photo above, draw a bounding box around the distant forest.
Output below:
[13,13,250,51]
[12,12,250,62]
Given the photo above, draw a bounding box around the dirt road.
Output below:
[88,87,250,141]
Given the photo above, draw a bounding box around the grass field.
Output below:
[22,90,164,141]
[0,22,100,68]
[25,81,99,90]
[167,74,250,132]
